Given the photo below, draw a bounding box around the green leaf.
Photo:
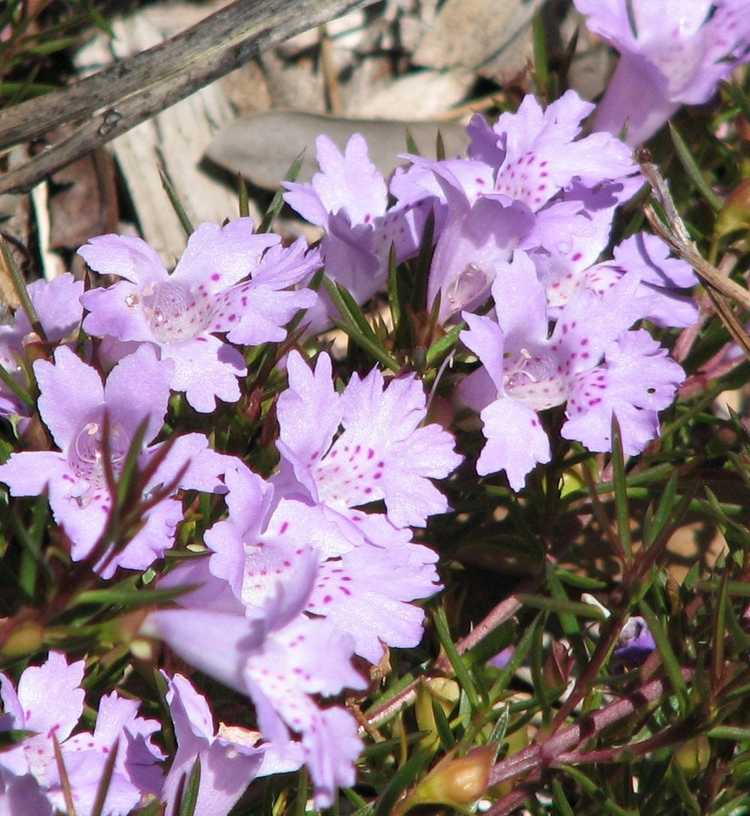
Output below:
[490,613,541,700]
[711,568,730,689]
[611,414,632,561]
[238,174,250,217]
[532,11,550,98]
[432,696,456,750]
[0,237,45,342]
[374,748,431,816]
[405,128,420,155]
[158,164,194,235]
[0,360,34,408]
[387,243,401,333]
[432,606,481,709]
[668,122,723,212]
[113,416,150,510]
[643,472,678,548]
[259,150,305,232]
[0,729,35,751]
[325,277,379,342]
[411,210,435,312]
[638,598,688,715]
[670,761,701,816]
[332,319,401,372]
[558,765,634,816]
[293,767,308,816]
[177,757,201,816]
[69,584,196,610]
[425,322,464,369]
[551,778,575,816]
[464,620,514,668]
[436,130,446,161]
[515,593,606,621]
[554,568,608,591]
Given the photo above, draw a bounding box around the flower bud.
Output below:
[715,179,750,238]
[673,735,711,776]
[0,620,44,659]
[21,332,49,365]
[542,641,574,694]
[396,746,494,814]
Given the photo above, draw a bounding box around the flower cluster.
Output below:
[0,83,698,813]
[285,88,693,489]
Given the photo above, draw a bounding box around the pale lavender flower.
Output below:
[0,345,229,575]
[0,651,85,783]
[206,461,441,664]
[56,692,164,812]
[277,350,462,529]
[0,274,83,427]
[393,92,639,319]
[459,251,684,489]
[0,769,52,816]
[575,0,750,144]
[146,556,365,808]
[477,90,636,211]
[78,219,318,412]
[284,134,434,323]
[0,652,162,816]
[424,172,534,322]
[527,223,698,327]
[162,672,300,816]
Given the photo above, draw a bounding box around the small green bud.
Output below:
[674,735,711,776]
[396,746,494,814]
[1,621,44,659]
[715,179,750,238]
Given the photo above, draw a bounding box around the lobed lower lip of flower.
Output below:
[68,415,129,487]
[139,280,214,343]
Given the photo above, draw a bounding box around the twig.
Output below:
[364,588,528,729]
[0,0,371,193]
[487,668,695,788]
[639,160,750,313]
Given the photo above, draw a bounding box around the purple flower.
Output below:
[425,174,534,322]
[0,346,229,575]
[78,219,318,412]
[478,90,636,211]
[206,461,441,664]
[527,225,698,327]
[0,651,85,783]
[394,92,639,320]
[284,135,433,324]
[277,350,462,529]
[459,251,684,489]
[162,672,300,816]
[0,274,83,428]
[614,616,656,665]
[0,652,162,816]
[575,0,750,144]
[146,556,365,808]
[0,769,52,816]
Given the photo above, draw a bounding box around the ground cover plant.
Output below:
[3,1,750,814]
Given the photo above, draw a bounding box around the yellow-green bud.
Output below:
[396,746,494,815]
[0,621,44,659]
[715,179,750,238]
[674,735,711,776]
